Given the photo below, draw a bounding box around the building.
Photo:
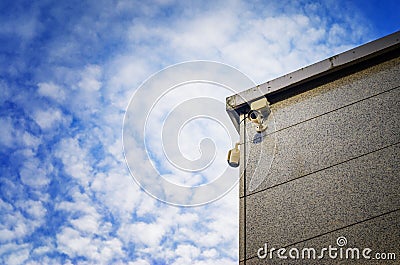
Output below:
[226,31,400,264]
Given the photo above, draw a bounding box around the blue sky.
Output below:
[0,0,398,264]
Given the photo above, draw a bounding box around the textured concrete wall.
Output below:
[239,56,400,264]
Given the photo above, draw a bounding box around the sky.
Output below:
[0,0,399,264]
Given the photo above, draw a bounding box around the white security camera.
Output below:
[227,143,240,167]
[248,97,271,132]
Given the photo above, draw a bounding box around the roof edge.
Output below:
[226,31,400,132]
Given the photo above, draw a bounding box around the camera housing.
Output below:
[227,142,240,167]
[248,97,271,132]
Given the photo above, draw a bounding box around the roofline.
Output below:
[226,30,400,132]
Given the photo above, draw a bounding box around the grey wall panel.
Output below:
[239,198,245,261]
[243,87,400,196]
[239,114,246,198]
[244,143,400,260]
[245,210,400,264]
[239,114,246,262]
[271,57,400,131]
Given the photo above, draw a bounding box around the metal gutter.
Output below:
[226,30,400,132]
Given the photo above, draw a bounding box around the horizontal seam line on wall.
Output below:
[240,84,400,146]
[244,208,400,261]
[240,141,400,199]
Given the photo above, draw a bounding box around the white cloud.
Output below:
[0,117,14,148]
[121,221,166,247]
[19,157,51,188]
[55,137,92,185]
[125,0,367,83]
[175,244,201,260]
[128,259,151,265]
[105,55,153,110]
[90,164,143,220]
[202,248,218,258]
[6,248,30,265]
[32,245,52,256]
[0,117,41,152]
[56,188,98,217]
[0,198,45,244]
[0,199,13,213]
[37,82,66,102]
[33,107,65,130]
[17,200,47,220]
[56,225,124,263]
[52,184,127,262]
[22,132,41,150]
[70,214,99,234]
[57,227,97,258]
[78,65,102,91]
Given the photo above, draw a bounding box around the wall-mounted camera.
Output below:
[248,97,271,133]
[227,142,240,167]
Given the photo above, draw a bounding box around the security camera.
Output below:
[248,97,271,132]
[227,143,240,167]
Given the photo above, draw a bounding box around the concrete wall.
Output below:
[239,55,400,264]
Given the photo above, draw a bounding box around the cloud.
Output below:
[22,132,41,150]
[37,82,66,102]
[174,244,201,264]
[19,158,50,188]
[0,198,46,246]
[78,65,102,92]
[0,117,14,147]
[2,244,31,265]
[123,222,166,247]
[125,0,368,83]
[55,227,125,263]
[56,227,97,258]
[70,214,99,234]
[0,116,41,152]
[32,108,65,130]
[129,259,151,265]
[55,137,93,185]
[55,189,124,263]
